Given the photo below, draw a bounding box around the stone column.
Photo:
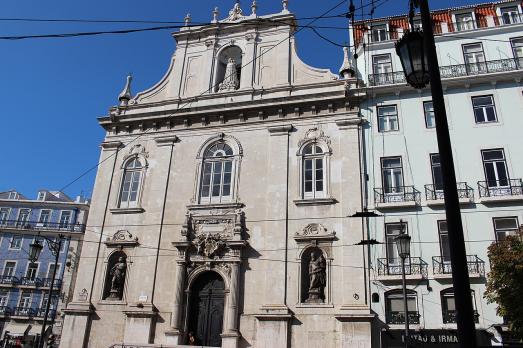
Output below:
[165,261,186,345]
[222,262,240,348]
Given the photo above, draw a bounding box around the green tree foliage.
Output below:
[485,230,523,341]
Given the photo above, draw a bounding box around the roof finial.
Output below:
[339,47,355,79]
[282,0,290,14]
[212,7,219,23]
[226,1,244,21]
[118,74,133,106]
[251,0,258,16]
[184,13,191,26]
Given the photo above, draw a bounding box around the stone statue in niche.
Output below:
[219,58,240,92]
[104,251,127,300]
[305,249,326,303]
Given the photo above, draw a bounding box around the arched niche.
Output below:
[102,250,128,300]
[214,46,243,92]
[300,246,327,304]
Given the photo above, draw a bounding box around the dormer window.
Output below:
[214,46,242,92]
[371,24,388,42]
[500,6,520,24]
[8,192,18,200]
[37,191,46,201]
[455,13,475,31]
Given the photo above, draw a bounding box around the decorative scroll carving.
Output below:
[298,126,332,150]
[297,223,328,236]
[105,230,139,247]
[128,144,149,158]
[193,233,227,258]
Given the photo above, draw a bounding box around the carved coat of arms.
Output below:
[193,233,226,257]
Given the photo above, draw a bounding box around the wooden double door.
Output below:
[188,272,225,347]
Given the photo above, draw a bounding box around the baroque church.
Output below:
[61,1,373,347]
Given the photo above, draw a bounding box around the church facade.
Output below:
[61,3,374,348]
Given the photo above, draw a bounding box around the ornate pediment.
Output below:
[298,126,332,152]
[105,230,139,247]
[295,223,336,243]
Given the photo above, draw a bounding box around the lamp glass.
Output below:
[395,234,411,259]
[28,240,43,262]
[396,30,430,89]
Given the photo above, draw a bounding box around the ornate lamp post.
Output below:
[29,235,64,348]
[394,222,411,346]
[395,1,478,347]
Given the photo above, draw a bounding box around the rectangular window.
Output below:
[438,221,451,262]
[455,13,475,31]
[501,6,520,24]
[37,191,46,201]
[8,192,18,200]
[381,157,404,194]
[38,210,51,227]
[431,154,443,191]
[463,43,486,73]
[0,208,10,225]
[493,217,519,241]
[59,211,72,228]
[9,235,23,250]
[377,105,399,132]
[482,149,509,187]
[371,24,388,42]
[200,160,233,203]
[0,290,8,307]
[385,222,407,263]
[16,209,31,227]
[372,54,393,84]
[424,101,435,128]
[3,261,16,277]
[26,263,38,280]
[472,95,497,123]
[18,292,32,309]
[47,263,61,278]
[511,38,523,67]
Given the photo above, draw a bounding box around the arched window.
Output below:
[119,158,144,208]
[441,288,478,324]
[214,46,243,92]
[385,289,420,324]
[200,143,236,204]
[301,143,328,199]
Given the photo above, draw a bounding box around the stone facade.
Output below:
[61,3,374,348]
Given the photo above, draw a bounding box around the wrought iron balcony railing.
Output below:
[443,309,480,324]
[20,277,41,287]
[386,311,421,325]
[34,308,57,319]
[12,306,35,317]
[432,255,485,276]
[368,58,523,86]
[374,186,421,205]
[478,179,523,198]
[425,182,474,201]
[0,275,19,285]
[377,257,428,277]
[0,219,85,233]
[0,306,10,315]
[41,278,62,289]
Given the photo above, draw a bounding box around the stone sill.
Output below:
[375,201,418,209]
[294,197,337,206]
[0,284,15,288]
[433,273,484,280]
[376,274,425,283]
[479,195,523,204]
[97,300,127,306]
[295,303,334,309]
[186,202,244,210]
[426,198,474,206]
[110,207,145,214]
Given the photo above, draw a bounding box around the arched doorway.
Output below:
[188,271,225,347]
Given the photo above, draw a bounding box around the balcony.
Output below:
[0,306,10,316]
[432,255,485,279]
[442,309,480,324]
[0,219,85,233]
[377,257,428,282]
[19,277,41,288]
[12,306,36,318]
[34,308,57,320]
[425,182,474,206]
[0,275,19,286]
[478,179,523,203]
[368,58,523,87]
[374,186,421,209]
[41,278,62,289]
[386,311,421,325]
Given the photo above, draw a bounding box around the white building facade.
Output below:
[350,0,523,346]
[61,3,376,348]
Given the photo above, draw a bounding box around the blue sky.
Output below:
[0,0,481,198]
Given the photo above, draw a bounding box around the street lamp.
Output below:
[394,223,411,347]
[28,234,64,348]
[395,1,478,346]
